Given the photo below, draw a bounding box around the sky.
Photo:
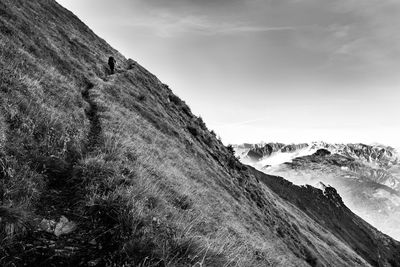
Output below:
[56,0,400,146]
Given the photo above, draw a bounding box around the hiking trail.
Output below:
[81,81,102,152]
[11,81,110,266]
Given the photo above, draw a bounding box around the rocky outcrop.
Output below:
[313,149,331,157]
[238,142,285,161]
[335,143,398,168]
[281,143,309,153]
[251,143,285,158]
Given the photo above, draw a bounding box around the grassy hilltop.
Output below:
[0,0,399,266]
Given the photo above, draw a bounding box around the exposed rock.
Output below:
[38,216,77,236]
[281,143,309,153]
[323,186,345,208]
[54,216,77,237]
[246,142,285,161]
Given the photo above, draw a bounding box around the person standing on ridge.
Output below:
[108,56,116,74]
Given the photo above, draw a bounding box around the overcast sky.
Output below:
[57,0,400,146]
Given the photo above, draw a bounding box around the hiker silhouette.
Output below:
[108,56,116,74]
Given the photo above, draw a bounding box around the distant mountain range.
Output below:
[235,142,400,241]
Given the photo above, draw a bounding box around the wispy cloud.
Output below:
[221,25,296,34]
[127,13,296,37]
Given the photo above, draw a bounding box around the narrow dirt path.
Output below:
[11,81,109,266]
[81,81,102,152]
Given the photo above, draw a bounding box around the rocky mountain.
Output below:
[236,142,399,169]
[1,0,400,266]
[235,142,311,164]
[236,142,285,161]
[236,142,400,241]
[309,143,399,169]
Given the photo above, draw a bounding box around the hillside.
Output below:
[1,0,400,266]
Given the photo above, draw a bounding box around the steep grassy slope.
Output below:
[0,0,399,266]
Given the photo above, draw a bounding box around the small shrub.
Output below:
[227,156,237,169]
[276,226,285,237]
[217,135,223,145]
[197,116,207,130]
[168,94,182,105]
[204,135,213,147]
[0,207,30,241]
[172,194,193,210]
[86,197,122,226]
[146,196,160,209]
[101,133,128,162]
[187,125,198,137]
[181,105,192,117]
[167,94,192,117]
[137,94,146,102]
[226,144,235,155]
[0,25,14,36]
[303,247,318,267]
